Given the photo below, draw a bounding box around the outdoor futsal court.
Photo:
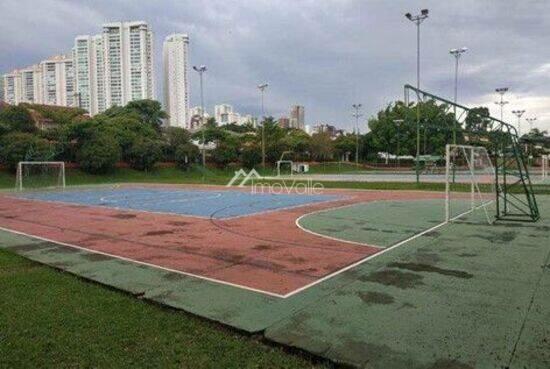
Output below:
[1,184,549,368]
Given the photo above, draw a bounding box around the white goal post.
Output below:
[542,155,549,180]
[445,145,496,224]
[16,161,66,191]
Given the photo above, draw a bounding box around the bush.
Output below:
[76,134,121,174]
[240,145,262,169]
[0,132,54,172]
[175,143,199,170]
[211,141,239,167]
[0,105,36,133]
[126,138,162,171]
[163,127,192,161]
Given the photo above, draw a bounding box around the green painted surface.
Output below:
[1,196,549,368]
[298,199,475,247]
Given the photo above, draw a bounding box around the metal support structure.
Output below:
[193,65,207,166]
[405,84,539,222]
[352,104,362,166]
[258,83,268,169]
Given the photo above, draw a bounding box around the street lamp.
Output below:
[405,8,429,183]
[393,119,404,166]
[525,117,537,132]
[193,65,207,166]
[257,83,268,168]
[352,104,363,166]
[494,87,509,122]
[449,47,468,144]
[511,109,526,137]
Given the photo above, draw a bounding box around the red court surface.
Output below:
[0,185,444,297]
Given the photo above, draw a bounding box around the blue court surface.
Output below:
[16,187,341,219]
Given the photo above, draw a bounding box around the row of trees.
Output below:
[1,98,548,174]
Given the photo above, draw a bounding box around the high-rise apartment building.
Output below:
[40,54,75,107]
[290,105,305,130]
[3,72,20,105]
[163,34,189,128]
[74,35,106,114]
[102,21,155,108]
[3,64,43,105]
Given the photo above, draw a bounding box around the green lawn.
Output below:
[0,249,330,369]
[2,165,548,194]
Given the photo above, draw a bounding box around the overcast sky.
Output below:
[1,0,550,132]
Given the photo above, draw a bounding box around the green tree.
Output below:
[76,133,121,174]
[125,100,168,130]
[175,143,199,170]
[163,127,193,161]
[0,105,36,133]
[0,132,54,171]
[309,132,333,161]
[126,138,162,171]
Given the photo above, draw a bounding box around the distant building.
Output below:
[73,35,105,114]
[163,33,190,128]
[214,103,253,125]
[312,123,344,138]
[290,105,305,130]
[278,117,290,128]
[40,54,75,107]
[0,77,4,102]
[102,21,155,108]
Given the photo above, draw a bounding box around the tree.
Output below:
[76,133,121,174]
[126,138,162,171]
[175,143,199,170]
[125,100,168,130]
[309,132,333,161]
[240,143,262,169]
[333,134,356,161]
[0,132,54,171]
[0,105,36,133]
[211,137,240,167]
[163,127,193,161]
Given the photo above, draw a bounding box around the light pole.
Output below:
[193,65,207,166]
[393,119,404,166]
[512,109,526,137]
[258,83,268,168]
[525,117,537,133]
[405,8,429,183]
[352,104,362,166]
[449,47,468,144]
[494,87,509,122]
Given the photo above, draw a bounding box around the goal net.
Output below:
[445,145,496,224]
[542,155,549,182]
[16,161,66,191]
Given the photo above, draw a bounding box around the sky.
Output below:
[1,0,550,133]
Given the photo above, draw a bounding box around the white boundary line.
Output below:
[0,225,286,299]
[281,199,493,298]
[1,189,491,300]
[295,202,385,248]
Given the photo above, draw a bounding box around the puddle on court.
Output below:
[361,270,424,289]
[387,262,473,279]
[357,291,394,305]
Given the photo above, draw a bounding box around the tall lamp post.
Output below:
[525,117,537,132]
[512,109,526,137]
[405,8,429,183]
[258,83,268,168]
[494,87,509,122]
[449,47,468,144]
[393,119,404,166]
[352,104,363,166]
[193,65,207,166]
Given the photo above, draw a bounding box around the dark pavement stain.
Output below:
[47,246,81,254]
[167,220,189,226]
[424,230,441,237]
[143,230,174,236]
[415,252,441,264]
[458,253,478,258]
[357,291,394,305]
[110,213,137,219]
[8,242,52,252]
[252,244,276,251]
[163,272,187,281]
[82,253,112,262]
[474,230,517,243]
[388,262,473,279]
[361,270,424,289]
[427,358,475,369]
[286,256,307,264]
[399,302,415,309]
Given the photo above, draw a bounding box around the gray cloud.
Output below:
[1,0,549,131]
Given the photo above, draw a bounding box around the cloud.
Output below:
[1,0,550,132]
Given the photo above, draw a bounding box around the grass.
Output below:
[1,164,548,194]
[0,248,330,369]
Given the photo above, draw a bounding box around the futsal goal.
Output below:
[445,145,497,224]
[542,155,549,181]
[16,161,66,191]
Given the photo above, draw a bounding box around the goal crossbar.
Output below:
[16,161,66,191]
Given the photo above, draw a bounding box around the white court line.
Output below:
[0,225,286,299]
[1,191,490,299]
[281,199,493,298]
[295,202,386,248]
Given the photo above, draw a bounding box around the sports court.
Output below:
[1,181,549,368]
